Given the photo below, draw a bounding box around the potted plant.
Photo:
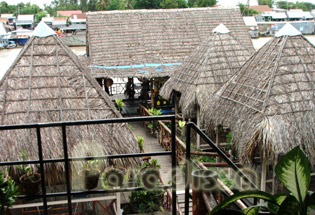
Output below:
[19,165,41,196]
[16,150,41,196]
[139,159,161,189]
[103,166,127,188]
[0,170,19,214]
[78,159,101,190]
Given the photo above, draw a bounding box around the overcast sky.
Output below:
[2,0,315,10]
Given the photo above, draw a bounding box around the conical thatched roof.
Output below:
[202,24,315,165]
[0,22,140,185]
[86,7,255,79]
[159,24,253,118]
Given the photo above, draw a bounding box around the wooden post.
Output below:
[196,105,200,149]
[261,157,267,192]
[174,93,179,115]
[216,125,220,162]
[150,79,154,109]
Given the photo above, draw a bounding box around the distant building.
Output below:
[16,14,34,30]
[243,16,259,38]
[57,10,83,17]
[52,17,68,30]
[41,16,54,27]
[1,14,16,26]
[286,10,313,21]
[70,13,86,25]
[260,11,287,22]
[249,5,272,14]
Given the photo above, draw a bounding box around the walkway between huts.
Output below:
[130,122,191,214]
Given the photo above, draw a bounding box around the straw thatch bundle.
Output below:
[0,22,140,185]
[86,7,254,79]
[202,24,315,165]
[159,24,253,118]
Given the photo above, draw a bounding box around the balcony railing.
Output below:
[0,115,178,215]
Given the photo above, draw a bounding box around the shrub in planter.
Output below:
[16,150,41,195]
[78,159,101,190]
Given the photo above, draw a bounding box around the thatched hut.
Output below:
[159,24,253,119]
[85,8,254,101]
[0,22,141,185]
[202,23,315,169]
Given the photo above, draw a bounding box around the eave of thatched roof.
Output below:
[0,23,141,185]
[159,25,253,118]
[202,33,315,165]
[86,7,254,79]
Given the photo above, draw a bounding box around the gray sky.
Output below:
[3,0,315,10]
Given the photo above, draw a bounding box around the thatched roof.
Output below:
[159,24,253,118]
[86,7,254,79]
[202,24,315,165]
[0,22,140,185]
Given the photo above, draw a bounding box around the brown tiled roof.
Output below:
[71,13,86,19]
[249,5,272,13]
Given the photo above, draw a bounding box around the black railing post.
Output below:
[185,123,191,215]
[171,116,177,215]
[36,127,48,215]
[190,123,259,190]
[62,125,72,214]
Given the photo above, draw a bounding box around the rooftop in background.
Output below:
[71,13,86,19]
[57,10,83,17]
[87,7,254,79]
[249,5,272,13]
[17,14,34,21]
[0,14,15,18]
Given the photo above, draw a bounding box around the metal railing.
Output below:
[0,115,177,215]
[184,122,259,215]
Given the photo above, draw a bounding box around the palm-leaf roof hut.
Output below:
[0,22,140,185]
[202,23,315,168]
[86,7,255,79]
[159,24,253,120]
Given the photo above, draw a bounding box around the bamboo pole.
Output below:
[196,105,200,149]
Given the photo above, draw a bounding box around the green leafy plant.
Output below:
[178,120,186,129]
[115,99,125,112]
[82,159,100,176]
[16,150,38,183]
[137,136,144,151]
[128,124,135,131]
[148,108,162,116]
[0,170,19,214]
[142,159,161,169]
[124,189,164,213]
[210,146,315,215]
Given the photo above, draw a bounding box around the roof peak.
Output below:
[212,23,230,34]
[275,23,302,37]
[32,21,56,38]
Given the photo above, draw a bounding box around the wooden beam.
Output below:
[202,162,242,168]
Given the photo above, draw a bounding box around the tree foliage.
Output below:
[276,1,315,11]
[239,3,259,16]
[258,0,274,8]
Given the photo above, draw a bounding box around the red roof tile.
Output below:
[249,5,272,13]
[57,10,82,17]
